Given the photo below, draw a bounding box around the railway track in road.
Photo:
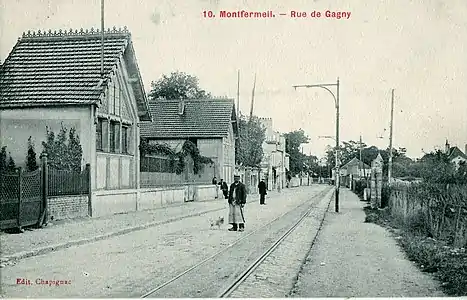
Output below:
[140,186,334,298]
[219,188,334,298]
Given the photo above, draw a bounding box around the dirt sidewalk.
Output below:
[291,188,445,298]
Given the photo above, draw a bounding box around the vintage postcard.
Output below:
[0,0,465,298]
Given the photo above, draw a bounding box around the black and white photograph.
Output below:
[0,0,466,298]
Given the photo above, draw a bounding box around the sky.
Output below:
[1,0,466,159]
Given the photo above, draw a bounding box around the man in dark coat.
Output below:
[228,174,247,231]
[219,179,229,199]
[258,179,267,205]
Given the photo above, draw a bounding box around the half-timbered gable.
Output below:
[0,27,151,217]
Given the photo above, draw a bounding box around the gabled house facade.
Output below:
[0,27,151,218]
[139,98,238,185]
[258,117,288,190]
[445,140,467,169]
[340,157,371,178]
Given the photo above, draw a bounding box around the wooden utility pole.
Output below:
[249,73,256,124]
[237,70,240,118]
[236,70,240,165]
[335,78,340,212]
[388,89,395,183]
[359,135,362,178]
[100,0,105,77]
[245,73,256,142]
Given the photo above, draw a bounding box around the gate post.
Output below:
[17,167,23,231]
[39,153,49,227]
[85,163,92,217]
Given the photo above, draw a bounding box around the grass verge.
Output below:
[363,204,467,296]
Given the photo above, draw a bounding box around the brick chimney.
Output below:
[445,139,450,154]
[178,99,186,115]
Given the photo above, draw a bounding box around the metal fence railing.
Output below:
[48,167,90,196]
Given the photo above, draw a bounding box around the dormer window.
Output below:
[178,100,186,115]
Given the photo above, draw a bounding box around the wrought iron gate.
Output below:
[0,167,45,231]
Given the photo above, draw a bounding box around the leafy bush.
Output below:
[354,179,367,198]
[381,182,390,208]
[363,207,467,296]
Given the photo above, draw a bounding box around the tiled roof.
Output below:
[140,99,237,138]
[342,157,370,169]
[448,146,467,160]
[0,27,151,120]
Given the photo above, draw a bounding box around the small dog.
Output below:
[210,217,224,229]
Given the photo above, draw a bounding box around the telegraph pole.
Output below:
[249,73,256,124]
[359,135,362,178]
[237,70,240,118]
[335,78,340,212]
[100,0,105,77]
[388,89,395,183]
[236,70,240,168]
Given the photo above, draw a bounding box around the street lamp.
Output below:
[294,78,340,212]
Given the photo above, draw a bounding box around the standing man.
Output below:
[219,179,229,199]
[228,174,247,232]
[258,178,267,205]
[212,176,218,199]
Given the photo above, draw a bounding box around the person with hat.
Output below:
[258,178,267,205]
[228,173,247,231]
[219,179,229,199]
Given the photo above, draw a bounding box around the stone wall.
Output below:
[47,195,89,221]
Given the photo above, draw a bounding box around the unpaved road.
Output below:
[1,185,329,298]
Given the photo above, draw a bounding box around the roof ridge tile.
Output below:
[21,26,130,40]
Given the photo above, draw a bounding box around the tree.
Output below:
[235,115,266,167]
[417,150,466,184]
[68,127,83,172]
[148,71,213,100]
[7,152,16,171]
[284,129,309,176]
[42,124,83,171]
[25,136,38,171]
[303,154,320,176]
[0,146,7,173]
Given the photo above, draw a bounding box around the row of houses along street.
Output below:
[0,27,294,226]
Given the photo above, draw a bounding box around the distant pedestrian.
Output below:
[219,179,229,199]
[228,174,247,232]
[258,178,267,205]
[212,176,218,199]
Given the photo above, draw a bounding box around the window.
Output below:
[113,85,117,115]
[96,119,103,151]
[116,85,121,116]
[110,121,120,153]
[122,126,129,154]
[109,83,115,115]
[140,157,148,172]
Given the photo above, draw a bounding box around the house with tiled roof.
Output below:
[340,157,371,177]
[0,27,151,217]
[445,140,467,169]
[139,98,238,185]
[257,117,289,191]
